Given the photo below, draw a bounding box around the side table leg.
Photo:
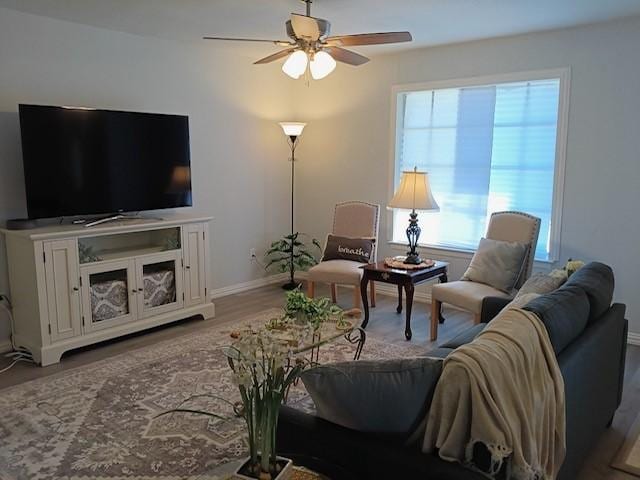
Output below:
[346,327,366,360]
[438,273,448,324]
[360,276,370,329]
[404,282,414,340]
[396,284,403,314]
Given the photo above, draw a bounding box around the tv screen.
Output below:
[19,104,192,219]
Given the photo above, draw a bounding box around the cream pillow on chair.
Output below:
[462,237,528,293]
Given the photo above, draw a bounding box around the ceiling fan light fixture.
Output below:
[282,50,308,79]
[309,50,336,80]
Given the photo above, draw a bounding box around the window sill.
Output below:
[387,241,557,266]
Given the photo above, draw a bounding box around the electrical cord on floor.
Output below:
[0,294,36,372]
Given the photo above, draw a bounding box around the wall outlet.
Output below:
[249,248,257,260]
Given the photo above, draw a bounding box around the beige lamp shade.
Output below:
[389,169,439,211]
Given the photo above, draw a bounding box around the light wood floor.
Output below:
[0,282,638,479]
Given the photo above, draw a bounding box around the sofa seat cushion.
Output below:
[524,285,590,354]
[440,323,486,349]
[301,357,442,435]
[425,347,455,359]
[432,280,512,314]
[307,259,364,284]
[563,262,614,324]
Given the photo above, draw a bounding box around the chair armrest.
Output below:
[480,297,511,323]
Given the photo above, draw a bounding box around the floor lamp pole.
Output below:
[283,135,299,290]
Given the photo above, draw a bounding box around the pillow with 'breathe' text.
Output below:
[322,234,375,263]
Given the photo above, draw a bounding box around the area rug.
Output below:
[612,367,640,477]
[0,309,426,480]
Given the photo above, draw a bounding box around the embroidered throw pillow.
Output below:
[322,234,375,263]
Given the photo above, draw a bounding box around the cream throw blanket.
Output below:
[422,308,566,479]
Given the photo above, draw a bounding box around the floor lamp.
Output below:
[279,122,306,290]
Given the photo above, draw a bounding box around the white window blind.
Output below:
[393,77,562,261]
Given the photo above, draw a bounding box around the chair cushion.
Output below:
[462,237,528,293]
[322,234,375,263]
[301,357,442,435]
[432,280,512,314]
[523,285,590,354]
[439,323,486,349]
[307,259,364,285]
[563,262,614,324]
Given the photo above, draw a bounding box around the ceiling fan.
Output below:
[203,0,412,80]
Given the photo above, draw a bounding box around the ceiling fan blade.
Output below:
[253,48,297,65]
[203,36,292,46]
[325,31,412,47]
[324,47,370,66]
[290,13,330,41]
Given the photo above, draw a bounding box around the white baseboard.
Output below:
[628,332,640,346]
[0,339,12,354]
[208,273,289,300]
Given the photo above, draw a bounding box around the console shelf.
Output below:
[1,215,215,365]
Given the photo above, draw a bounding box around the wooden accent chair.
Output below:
[307,201,380,310]
[430,211,541,339]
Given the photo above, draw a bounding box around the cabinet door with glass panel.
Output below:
[135,250,184,319]
[80,260,137,332]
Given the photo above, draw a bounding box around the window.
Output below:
[391,70,569,261]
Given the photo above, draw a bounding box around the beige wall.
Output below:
[0,7,295,345]
[291,16,640,335]
[1,7,639,347]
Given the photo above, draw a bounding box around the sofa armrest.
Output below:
[480,297,511,323]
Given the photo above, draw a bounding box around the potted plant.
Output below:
[282,288,344,330]
[265,233,322,290]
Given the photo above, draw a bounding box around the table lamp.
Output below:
[388,167,439,264]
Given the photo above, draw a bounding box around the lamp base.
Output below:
[282,281,301,291]
[403,253,422,265]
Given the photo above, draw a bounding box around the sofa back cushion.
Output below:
[524,286,590,354]
[301,357,442,435]
[563,262,614,324]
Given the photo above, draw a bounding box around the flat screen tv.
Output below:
[19,104,192,219]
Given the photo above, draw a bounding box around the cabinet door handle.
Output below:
[138,288,144,292]
[185,265,191,269]
[73,287,79,292]
[131,289,137,295]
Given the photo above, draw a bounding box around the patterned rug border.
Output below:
[0,308,283,402]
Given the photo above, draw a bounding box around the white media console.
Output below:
[1,215,215,366]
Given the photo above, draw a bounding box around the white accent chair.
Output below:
[307,201,380,311]
[430,211,541,340]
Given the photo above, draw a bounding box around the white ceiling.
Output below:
[1,0,640,54]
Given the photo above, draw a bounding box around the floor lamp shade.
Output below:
[389,169,439,264]
[279,122,306,138]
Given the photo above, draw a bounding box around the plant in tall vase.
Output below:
[156,290,342,479]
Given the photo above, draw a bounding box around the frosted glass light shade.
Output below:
[310,51,336,80]
[389,170,439,211]
[282,50,308,79]
[279,122,306,137]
